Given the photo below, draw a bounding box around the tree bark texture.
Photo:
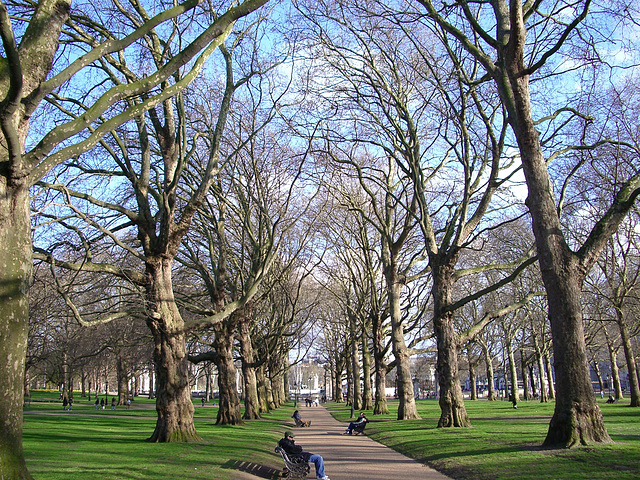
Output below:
[213,318,243,425]
[499,12,610,445]
[616,311,640,406]
[361,327,374,410]
[532,334,549,402]
[349,315,362,410]
[372,312,389,414]
[0,185,34,480]
[238,318,261,419]
[385,269,420,420]
[506,340,519,403]
[256,366,271,413]
[432,267,469,427]
[481,342,497,401]
[145,258,199,442]
[116,354,129,405]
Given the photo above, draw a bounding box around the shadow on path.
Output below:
[278,405,452,480]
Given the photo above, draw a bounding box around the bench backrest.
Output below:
[275,446,310,478]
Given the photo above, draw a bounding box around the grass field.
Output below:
[23,391,285,480]
[327,397,640,480]
[22,391,640,479]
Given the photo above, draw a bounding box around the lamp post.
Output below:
[294,382,298,407]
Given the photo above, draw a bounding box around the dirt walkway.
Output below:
[279,405,451,480]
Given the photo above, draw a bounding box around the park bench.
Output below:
[352,421,367,435]
[275,446,310,479]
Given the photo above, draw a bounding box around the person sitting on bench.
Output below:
[292,409,310,427]
[343,412,368,435]
[278,431,330,480]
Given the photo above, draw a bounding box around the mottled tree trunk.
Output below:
[506,340,519,403]
[334,357,344,403]
[0,184,34,480]
[532,334,548,402]
[213,319,242,425]
[468,353,477,401]
[350,316,362,410]
[116,354,129,405]
[544,353,555,401]
[372,312,389,414]
[606,340,623,399]
[481,341,497,401]
[385,269,420,420]
[256,366,271,413]
[345,352,353,406]
[238,318,260,419]
[497,12,610,445]
[268,370,281,408]
[361,328,374,410]
[145,258,199,442]
[528,366,537,399]
[521,357,529,401]
[148,362,155,399]
[616,311,640,406]
[432,267,468,427]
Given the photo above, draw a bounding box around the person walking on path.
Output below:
[278,430,330,480]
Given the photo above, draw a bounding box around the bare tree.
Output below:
[418,0,640,446]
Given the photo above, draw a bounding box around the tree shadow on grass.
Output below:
[222,459,281,479]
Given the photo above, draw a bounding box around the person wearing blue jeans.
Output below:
[278,431,330,480]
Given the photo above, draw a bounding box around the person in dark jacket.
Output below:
[292,410,310,427]
[343,412,367,434]
[278,431,330,480]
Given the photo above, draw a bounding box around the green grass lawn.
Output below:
[23,391,286,480]
[23,391,640,479]
[327,397,640,480]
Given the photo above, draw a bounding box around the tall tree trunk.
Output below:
[371,312,389,414]
[528,366,537,399]
[238,317,261,420]
[0,185,34,480]
[615,310,640,406]
[350,317,362,410]
[432,267,468,427]
[521,355,529,401]
[532,333,548,402]
[605,338,623,400]
[481,341,497,401]
[497,12,610,445]
[213,318,242,425]
[468,352,477,401]
[544,353,555,401]
[592,362,604,396]
[345,350,353,406]
[506,339,519,403]
[145,258,199,442]
[334,355,344,403]
[148,362,155,399]
[116,354,129,405]
[385,269,420,420]
[256,365,271,413]
[361,327,374,410]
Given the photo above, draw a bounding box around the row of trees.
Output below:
[2,0,640,479]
